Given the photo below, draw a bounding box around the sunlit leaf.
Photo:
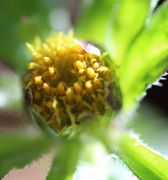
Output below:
[75,0,116,45]
[120,1,168,109]
[47,138,81,180]
[116,132,168,180]
[107,0,151,64]
[0,132,54,179]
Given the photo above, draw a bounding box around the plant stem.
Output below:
[104,127,168,180]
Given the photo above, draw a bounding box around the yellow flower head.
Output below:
[24,32,121,135]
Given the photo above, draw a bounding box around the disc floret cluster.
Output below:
[25,32,115,133]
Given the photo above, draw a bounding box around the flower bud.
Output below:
[24,32,122,135]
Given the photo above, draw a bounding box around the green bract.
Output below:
[24,32,122,136]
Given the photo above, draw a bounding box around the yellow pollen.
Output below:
[73,82,82,94]
[52,100,57,109]
[97,66,110,78]
[66,88,74,104]
[34,76,43,85]
[57,82,66,96]
[32,52,42,60]
[85,81,93,92]
[79,69,85,74]
[43,56,52,65]
[87,67,95,79]
[28,62,37,70]
[94,78,102,88]
[75,60,85,70]
[43,83,50,93]
[93,62,99,69]
[97,66,109,72]
[91,58,97,64]
[48,67,55,76]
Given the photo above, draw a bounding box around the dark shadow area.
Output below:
[142,74,168,117]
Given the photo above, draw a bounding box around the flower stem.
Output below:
[104,127,168,180]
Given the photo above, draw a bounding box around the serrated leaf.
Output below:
[120,1,168,109]
[116,132,168,180]
[47,138,81,180]
[75,0,116,45]
[0,132,54,179]
[107,0,151,64]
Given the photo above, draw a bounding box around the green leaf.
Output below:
[104,129,168,180]
[120,1,168,109]
[106,0,151,64]
[75,0,116,45]
[0,71,22,111]
[116,132,168,180]
[47,138,81,180]
[0,0,54,73]
[0,132,54,179]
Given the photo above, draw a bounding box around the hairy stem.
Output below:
[103,127,168,180]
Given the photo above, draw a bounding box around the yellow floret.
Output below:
[25,32,113,133]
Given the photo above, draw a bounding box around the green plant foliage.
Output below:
[0,133,54,179]
[107,0,151,64]
[120,1,168,109]
[116,132,168,180]
[76,0,116,45]
[47,138,81,180]
[0,0,54,73]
